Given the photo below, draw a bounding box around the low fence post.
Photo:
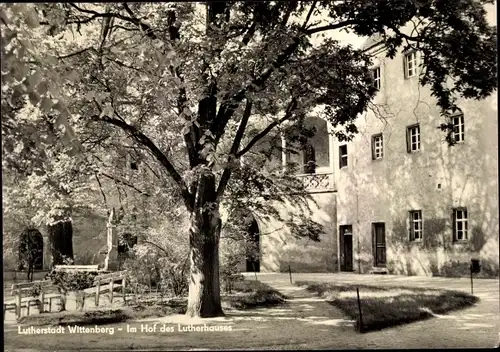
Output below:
[109,280,114,303]
[95,281,101,306]
[470,269,473,295]
[122,276,127,305]
[288,265,293,284]
[15,287,21,318]
[356,287,364,333]
[39,290,45,313]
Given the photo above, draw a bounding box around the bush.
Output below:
[47,270,97,293]
[220,238,245,294]
[157,257,189,297]
[122,253,161,288]
[122,245,189,297]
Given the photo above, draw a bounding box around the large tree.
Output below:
[1,1,496,317]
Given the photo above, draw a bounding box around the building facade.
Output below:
[253,31,498,278]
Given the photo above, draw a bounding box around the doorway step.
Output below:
[369,267,388,275]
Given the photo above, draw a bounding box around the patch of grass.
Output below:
[297,281,478,333]
[225,280,287,309]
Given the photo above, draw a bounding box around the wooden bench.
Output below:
[5,280,63,319]
[86,270,128,306]
[53,265,99,272]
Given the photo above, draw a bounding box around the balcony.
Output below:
[296,172,335,193]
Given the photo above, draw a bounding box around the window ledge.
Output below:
[410,239,423,243]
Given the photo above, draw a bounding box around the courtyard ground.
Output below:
[4,273,499,350]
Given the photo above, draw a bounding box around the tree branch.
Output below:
[141,240,170,256]
[99,171,151,197]
[302,1,317,29]
[216,99,252,200]
[212,36,302,146]
[305,20,358,35]
[236,97,297,158]
[94,171,109,208]
[68,3,159,40]
[92,115,193,211]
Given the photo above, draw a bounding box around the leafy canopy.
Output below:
[1,1,496,237]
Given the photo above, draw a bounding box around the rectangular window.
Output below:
[371,134,384,160]
[339,145,348,169]
[409,210,423,241]
[452,113,465,143]
[372,67,381,90]
[406,124,420,152]
[404,51,417,78]
[453,208,468,241]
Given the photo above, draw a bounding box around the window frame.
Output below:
[371,133,384,160]
[451,113,465,143]
[339,144,348,169]
[404,51,418,78]
[372,66,381,90]
[453,208,469,242]
[406,124,421,153]
[409,210,423,242]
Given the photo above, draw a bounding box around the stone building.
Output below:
[249,27,498,277]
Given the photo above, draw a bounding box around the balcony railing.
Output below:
[296,172,335,192]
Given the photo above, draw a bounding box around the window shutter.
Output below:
[338,146,342,169]
[403,55,406,78]
[371,136,376,160]
[408,212,412,241]
[345,145,348,167]
[452,209,457,242]
[406,128,411,152]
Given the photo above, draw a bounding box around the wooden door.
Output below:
[373,223,386,267]
[340,225,353,271]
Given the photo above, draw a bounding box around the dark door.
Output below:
[373,223,386,267]
[246,219,260,272]
[340,225,353,271]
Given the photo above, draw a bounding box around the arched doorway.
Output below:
[245,218,260,272]
[18,229,44,272]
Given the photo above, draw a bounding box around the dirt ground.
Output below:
[4,273,499,350]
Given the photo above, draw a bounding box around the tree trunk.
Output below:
[185,172,224,318]
[48,219,74,266]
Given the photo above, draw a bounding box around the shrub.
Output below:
[220,256,244,294]
[47,270,97,293]
[157,257,189,297]
[122,246,189,297]
[122,252,161,288]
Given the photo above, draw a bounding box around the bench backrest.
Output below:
[54,265,99,272]
[11,280,60,296]
[94,270,128,284]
